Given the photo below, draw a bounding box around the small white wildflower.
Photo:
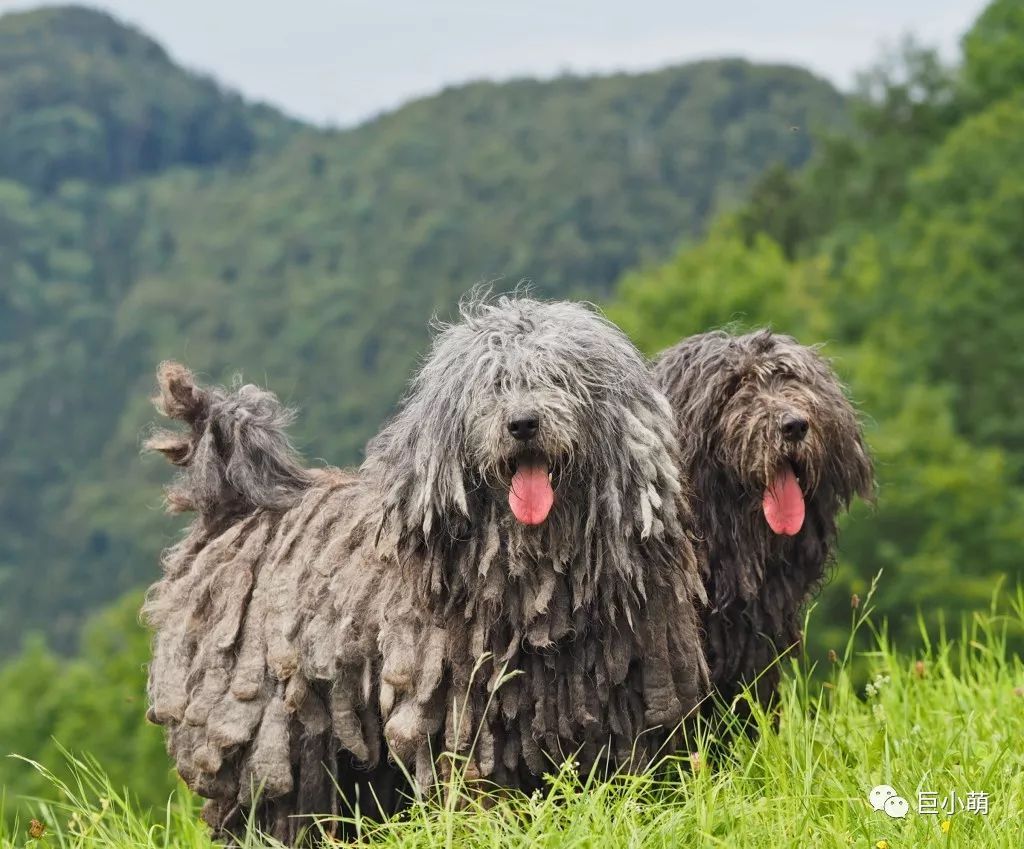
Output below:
[866,673,891,699]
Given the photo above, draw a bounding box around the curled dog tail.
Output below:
[145,361,313,525]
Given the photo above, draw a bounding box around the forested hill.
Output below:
[0,5,847,653]
[0,6,297,190]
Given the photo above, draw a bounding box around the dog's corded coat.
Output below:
[653,330,873,715]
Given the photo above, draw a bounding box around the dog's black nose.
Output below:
[781,415,809,442]
[508,415,540,441]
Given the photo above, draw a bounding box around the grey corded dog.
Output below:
[143,296,709,842]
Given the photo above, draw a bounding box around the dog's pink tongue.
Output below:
[509,461,554,525]
[763,466,805,535]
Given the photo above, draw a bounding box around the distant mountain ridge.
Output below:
[0,6,297,190]
[0,5,848,652]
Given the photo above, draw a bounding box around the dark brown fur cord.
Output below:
[143,297,709,843]
[653,330,874,719]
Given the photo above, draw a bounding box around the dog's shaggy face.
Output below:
[368,295,683,548]
[656,330,873,543]
[459,300,649,527]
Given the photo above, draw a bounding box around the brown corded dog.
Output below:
[654,330,873,722]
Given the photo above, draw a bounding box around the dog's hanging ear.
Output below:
[653,332,741,465]
[803,344,877,510]
[605,365,690,543]
[363,376,471,546]
[844,426,876,507]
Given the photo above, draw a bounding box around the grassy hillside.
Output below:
[4,587,1024,848]
[0,7,847,653]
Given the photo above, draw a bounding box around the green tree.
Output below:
[962,0,1024,106]
[0,593,175,812]
[875,97,1024,465]
[732,40,963,265]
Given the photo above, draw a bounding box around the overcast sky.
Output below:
[0,1,989,127]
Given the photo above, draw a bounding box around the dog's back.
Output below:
[143,364,404,842]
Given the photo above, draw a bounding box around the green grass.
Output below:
[4,579,1024,848]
